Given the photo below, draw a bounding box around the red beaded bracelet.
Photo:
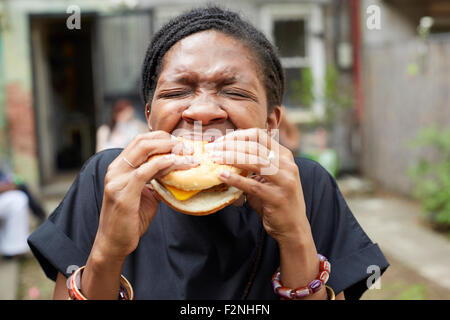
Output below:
[271,253,331,299]
[67,266,134,300]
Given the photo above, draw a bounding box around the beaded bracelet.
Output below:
[67,266,134,300]
[271,253,331,299]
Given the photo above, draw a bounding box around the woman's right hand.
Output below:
[93,131,198,263]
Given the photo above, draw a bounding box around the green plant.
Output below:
[291,67,314,109]
[322,65,352,127]
[292,65,352,127]
[394,284,427,300]
[408,125,450,228]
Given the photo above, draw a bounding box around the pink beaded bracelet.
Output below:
[271,253,331,299]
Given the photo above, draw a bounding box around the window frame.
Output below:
[260,3,326,124]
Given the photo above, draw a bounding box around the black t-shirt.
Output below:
[28,148,389,300]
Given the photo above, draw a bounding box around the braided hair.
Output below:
[141,6,285,112]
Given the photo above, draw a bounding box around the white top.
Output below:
[96,119,148,152]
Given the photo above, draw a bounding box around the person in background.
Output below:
[278,106,301,155]
[0,158,47,223]
[0,159,33,259]
[96,100,148,152]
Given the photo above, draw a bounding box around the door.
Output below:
[30,15,97,186]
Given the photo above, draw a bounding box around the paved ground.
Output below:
[347,193,450,292]
[0,258,19,300]
[0,197,61,300]
[1,178,449,300]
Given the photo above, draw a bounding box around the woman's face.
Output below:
[146,30,281,141]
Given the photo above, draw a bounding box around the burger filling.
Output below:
[160,182,229,201]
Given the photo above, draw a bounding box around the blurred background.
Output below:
[0,0,449,300]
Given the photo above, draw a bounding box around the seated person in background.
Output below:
[96,100,148,152]
[0,157,47,259]
[0,159,46,224]
[0,175,30,259]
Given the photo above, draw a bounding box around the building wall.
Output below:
[0,0,110,188]
[2,2,39,186]
[1,0,331,189]
[362,36,450,194]
[361,0,450,194]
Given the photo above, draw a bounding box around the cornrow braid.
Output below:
[140,6,285,112]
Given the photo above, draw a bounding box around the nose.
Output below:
[182,94,228,126]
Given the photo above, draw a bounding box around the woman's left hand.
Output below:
[205,128,309,243]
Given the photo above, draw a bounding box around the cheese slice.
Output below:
[162,183,201,201]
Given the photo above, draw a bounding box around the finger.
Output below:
[119,138,184,171]
[128,155,200,194]
[154,155,201,179]
[110,131,175,166]
[249,174,267,183]
[171,141,194,156]
[215,128,278,151]
[218,170,271,199]
[120,153,173,196]
[209,151,280,180]
[205,140,270,158]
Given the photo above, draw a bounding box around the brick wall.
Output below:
[5,82,39,182]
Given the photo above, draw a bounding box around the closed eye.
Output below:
[222,89,258,102]
[157,90,191,99]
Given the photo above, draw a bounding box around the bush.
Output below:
[408,125,450,228]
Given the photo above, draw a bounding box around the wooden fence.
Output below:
[361,35,450,194]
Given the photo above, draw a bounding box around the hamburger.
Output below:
[149,137,246,215]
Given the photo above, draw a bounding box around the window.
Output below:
[260,4,325,120]
[273,19,307,108]
[274,19,306,57]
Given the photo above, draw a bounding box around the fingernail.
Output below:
[220,170,230,178]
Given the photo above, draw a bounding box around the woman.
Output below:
[28,7,388,300]
[96,99,147,152]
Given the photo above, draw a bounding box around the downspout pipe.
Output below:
[350,0,363,123]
